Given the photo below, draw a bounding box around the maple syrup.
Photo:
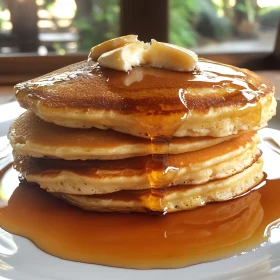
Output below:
[0,149,280,269]
[15,59,271,211]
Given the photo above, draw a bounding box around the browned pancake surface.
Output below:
[15,59,276,138]
[16,59,273,114]
[14,131,258,178]
[9,111,237,159]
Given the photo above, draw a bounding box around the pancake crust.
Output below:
[13,131,261,195]
[9,111,237,160]
[15,59,276,138]
[60,158,264,213]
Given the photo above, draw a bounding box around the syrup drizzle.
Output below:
[145,137,178,212]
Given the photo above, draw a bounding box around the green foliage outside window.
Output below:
[74,0,120,51]
[169,0,199,47]
[0,0,279,53]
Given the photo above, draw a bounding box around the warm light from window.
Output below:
[50,0,77,19]
[0,9,10,21]
[2,22,12,31]
[57,19,72,28]
[38,9,52,19]
[38,20,55,29]
[36,0,45,5]
[257,0,280,8]
[38,46,48,56]
[211,0,223,8]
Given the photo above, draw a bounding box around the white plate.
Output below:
[0,101,279,280]
[0,101,25,137]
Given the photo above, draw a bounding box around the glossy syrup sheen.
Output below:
[13,131,256,176]
[15,59,272,114]
[15,59,268,142]
[0,165,280,269]
[14,59,272,210]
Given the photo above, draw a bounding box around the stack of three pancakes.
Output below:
[8,59,276,213]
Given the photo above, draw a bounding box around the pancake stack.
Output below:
[8,52,276,213]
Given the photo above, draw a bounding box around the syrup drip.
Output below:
[145,137,178,212]
[132,86,186,212]
[137,122,182,212]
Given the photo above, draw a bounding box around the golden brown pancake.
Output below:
[9,111,237,160]
[60,158,264,213]
[15,59,276,138]
[10,45,275,214]
[13,131,261,195]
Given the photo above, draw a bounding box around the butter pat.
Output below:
[97,42,145,72]
[88,35,138,61]
[90,35,198,72]
[144,39,198,72]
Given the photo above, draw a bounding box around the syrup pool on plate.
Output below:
[0,136,280,269]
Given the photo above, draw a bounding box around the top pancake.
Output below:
[15,59,276,138]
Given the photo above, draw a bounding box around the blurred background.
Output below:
[0,0,279,56]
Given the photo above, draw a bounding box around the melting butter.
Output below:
[89,35,198,72]
[143,39,198,72]
[97,42,146,72]
[88,35,139,61]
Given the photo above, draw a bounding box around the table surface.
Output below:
[0,71,279,105]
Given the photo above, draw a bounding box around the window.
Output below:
[170,0,280,54]
[0,0,279,56]
[0,0,120,55]
[0,0,279,85]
